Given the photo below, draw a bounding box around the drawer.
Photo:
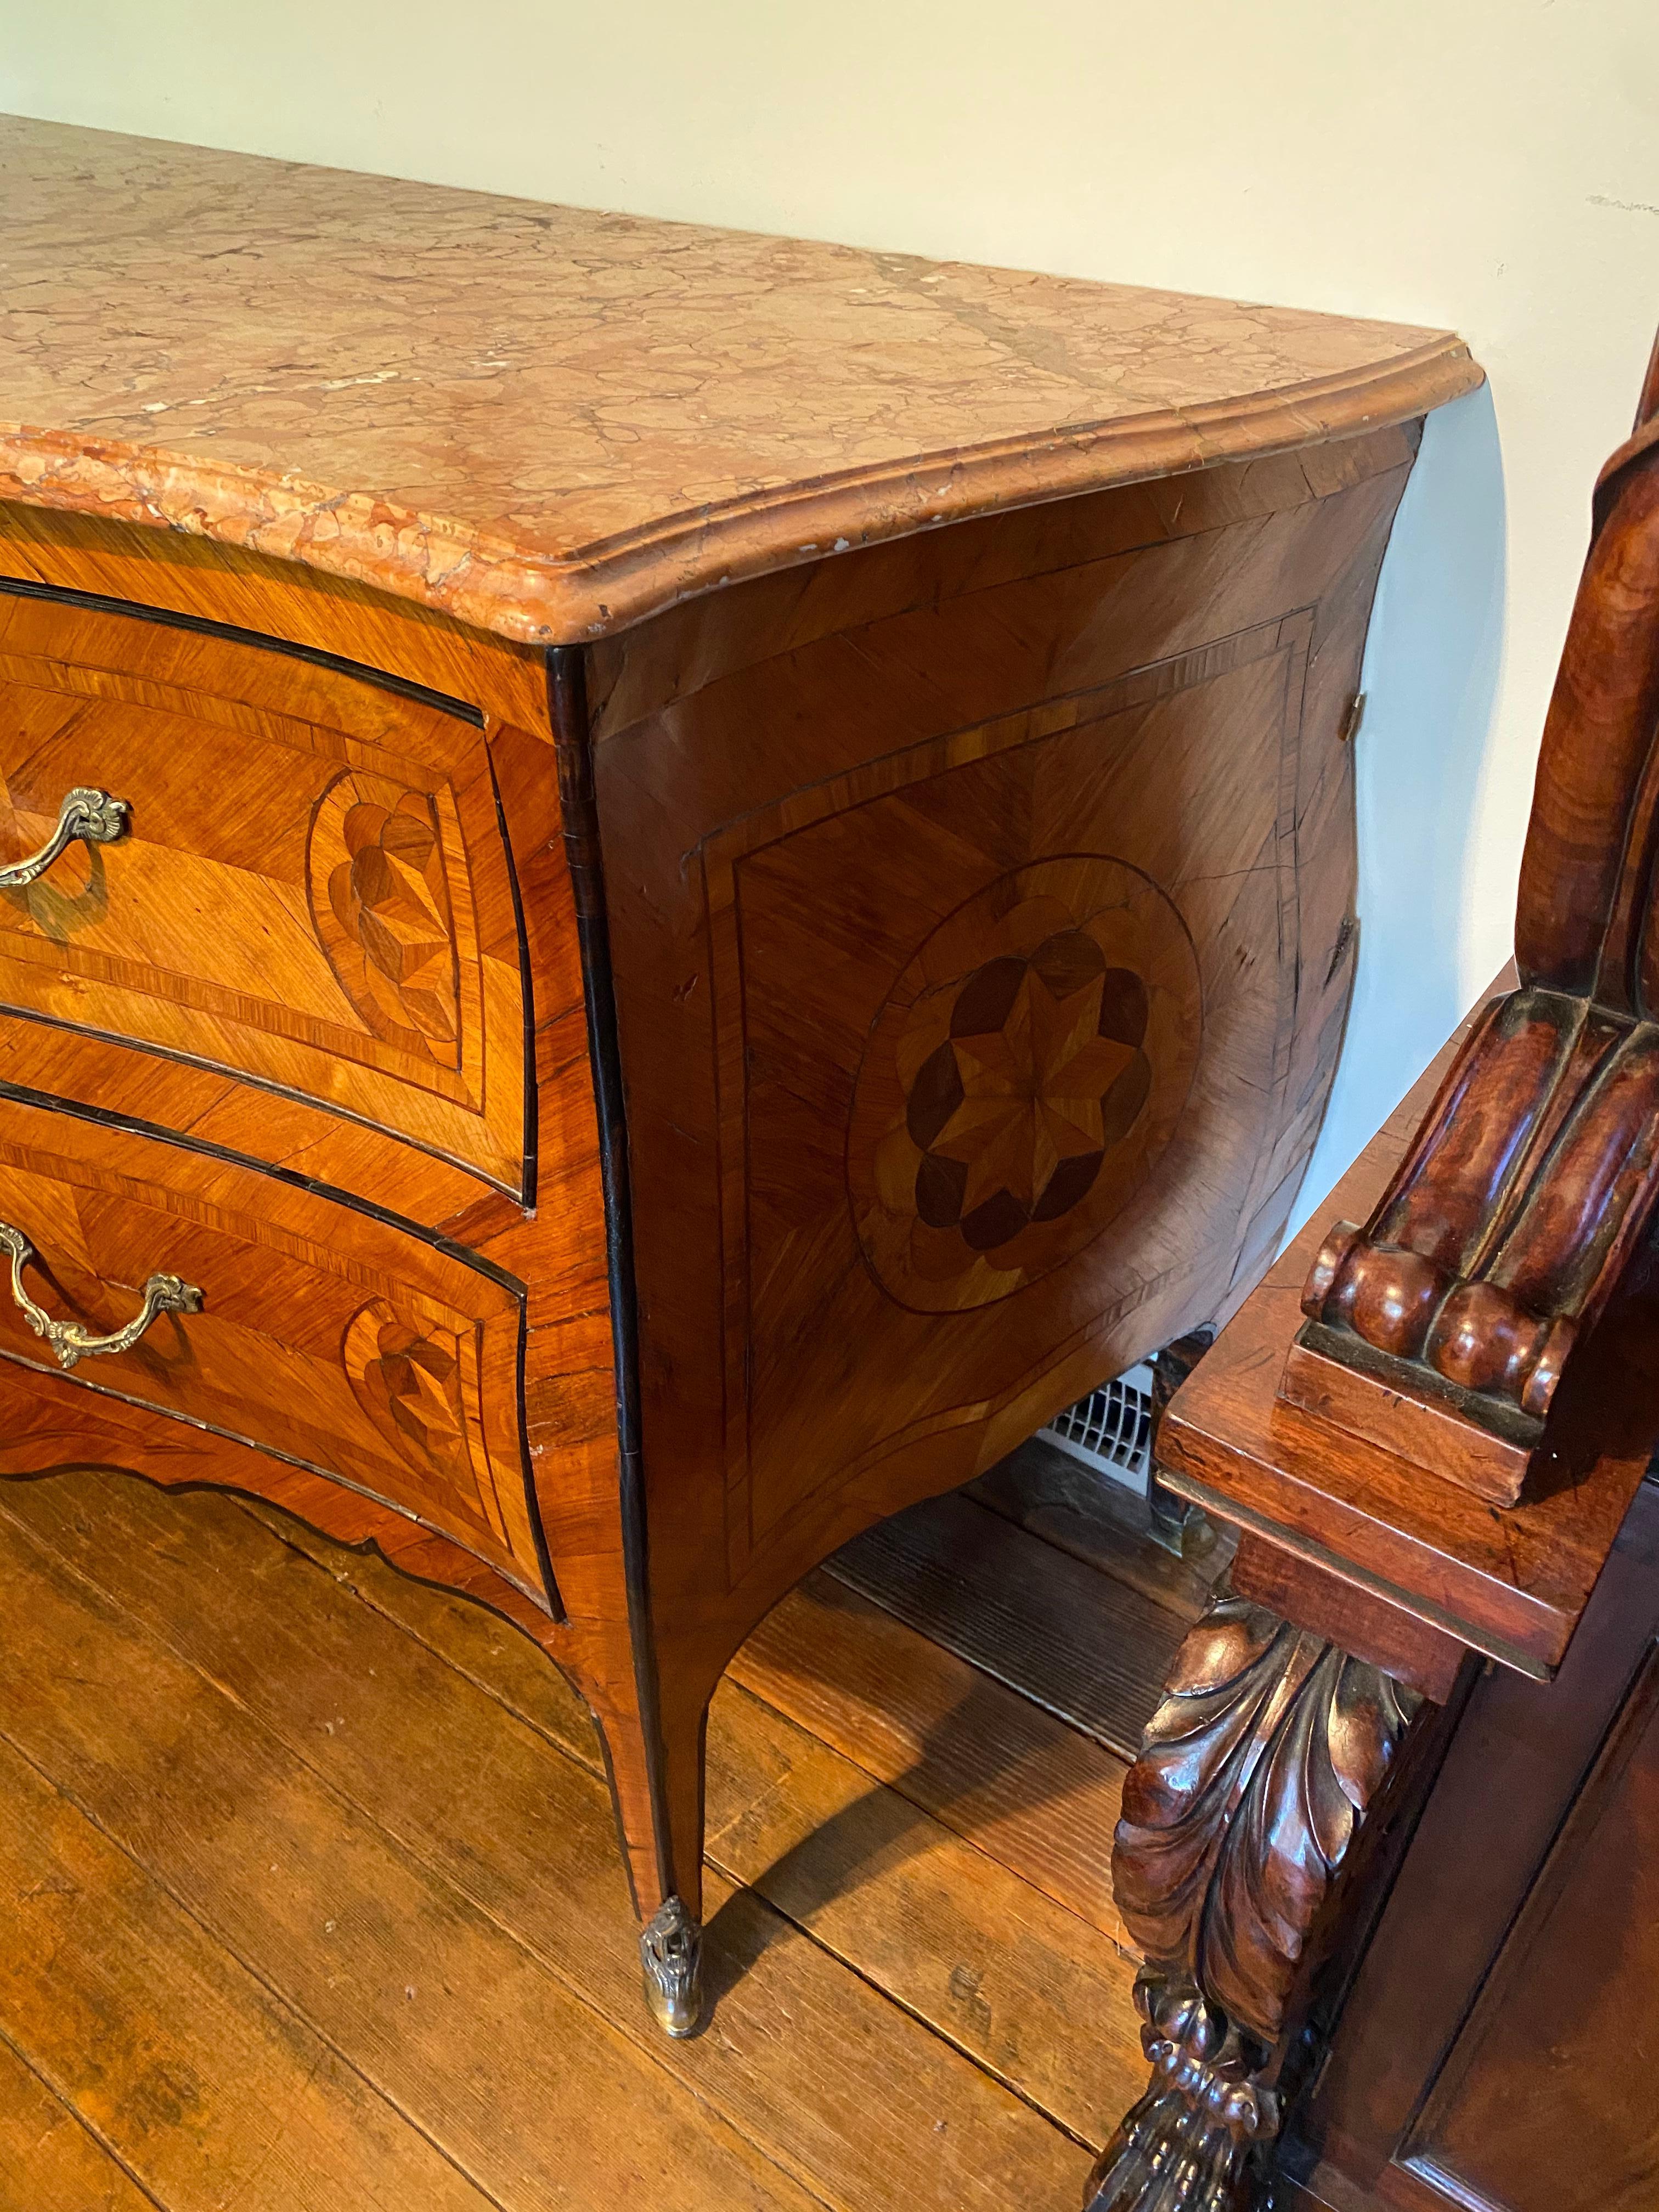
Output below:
[0,1092,551,1606]
[0,587,529,1201]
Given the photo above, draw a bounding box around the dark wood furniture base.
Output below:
[1097,324,1659,2212]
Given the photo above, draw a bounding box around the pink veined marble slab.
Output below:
[0,115,1482,642]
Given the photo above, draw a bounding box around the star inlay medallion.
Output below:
[846,856,1201,1312]
[905,932,1152,1254]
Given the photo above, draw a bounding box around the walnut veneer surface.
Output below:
[0,115,1479,638]
[0,116,1482,2067]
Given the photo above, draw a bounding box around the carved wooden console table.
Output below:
[0,114,1481,2063]
[1095,330,1659,2211]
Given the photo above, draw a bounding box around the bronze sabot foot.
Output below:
[639,1894,703,2038]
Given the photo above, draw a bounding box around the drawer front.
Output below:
[0,1093,549,1604]
[0,588,528,1201]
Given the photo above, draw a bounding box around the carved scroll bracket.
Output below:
[1089,1594,1422,2212]
[1283,346,1659,1509]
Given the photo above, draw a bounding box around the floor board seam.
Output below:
[245,1498,1142,1978]
[240,1499,1148,1945]
[239,1497,1154,2112]
[0,1494,952,2212]
[0,1722,514,2212]
[246,1501,1138,2146]
[234,1498,611,1781]
[821,1556,1152,1762]
[710,1675,1131,1961]
[0,1706,850,2212]
[724,1726,1132,1955]
[697,1858,1105,2160]
[0,2017,171,2212]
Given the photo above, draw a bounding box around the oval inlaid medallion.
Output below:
[343,1296,481,1491]
[847,856,1200,1312]
[307,769,462,1070]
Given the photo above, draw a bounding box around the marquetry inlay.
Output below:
[308,771,463,1069]
[848,859,1200,1312]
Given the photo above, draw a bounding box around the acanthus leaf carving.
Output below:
[1096,1592,1422,2212]
[1202,1641,1418,2039]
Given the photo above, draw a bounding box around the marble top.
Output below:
[0,116,1481,642]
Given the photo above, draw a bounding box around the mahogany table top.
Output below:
[0,115,1481,642]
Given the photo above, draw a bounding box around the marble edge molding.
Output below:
[0,335,1481,646]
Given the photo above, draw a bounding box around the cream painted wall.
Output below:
[4,1,1657,1226]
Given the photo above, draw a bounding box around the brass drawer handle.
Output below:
[0,787,130,889]
[0,1222,202,1370]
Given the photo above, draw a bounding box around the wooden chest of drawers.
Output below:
[0,115,1481,2051]
[0,590,529,1204]
[0,1092,542,1594]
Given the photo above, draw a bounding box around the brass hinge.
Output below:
[1339,691,1367,744]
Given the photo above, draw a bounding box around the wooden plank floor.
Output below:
[0,1435,1226,2211]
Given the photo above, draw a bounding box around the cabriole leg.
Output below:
[590,1679,709,2039]
[1088,1593,1423,2211]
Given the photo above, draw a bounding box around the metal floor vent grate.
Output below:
[1039,1363,1155,1488]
